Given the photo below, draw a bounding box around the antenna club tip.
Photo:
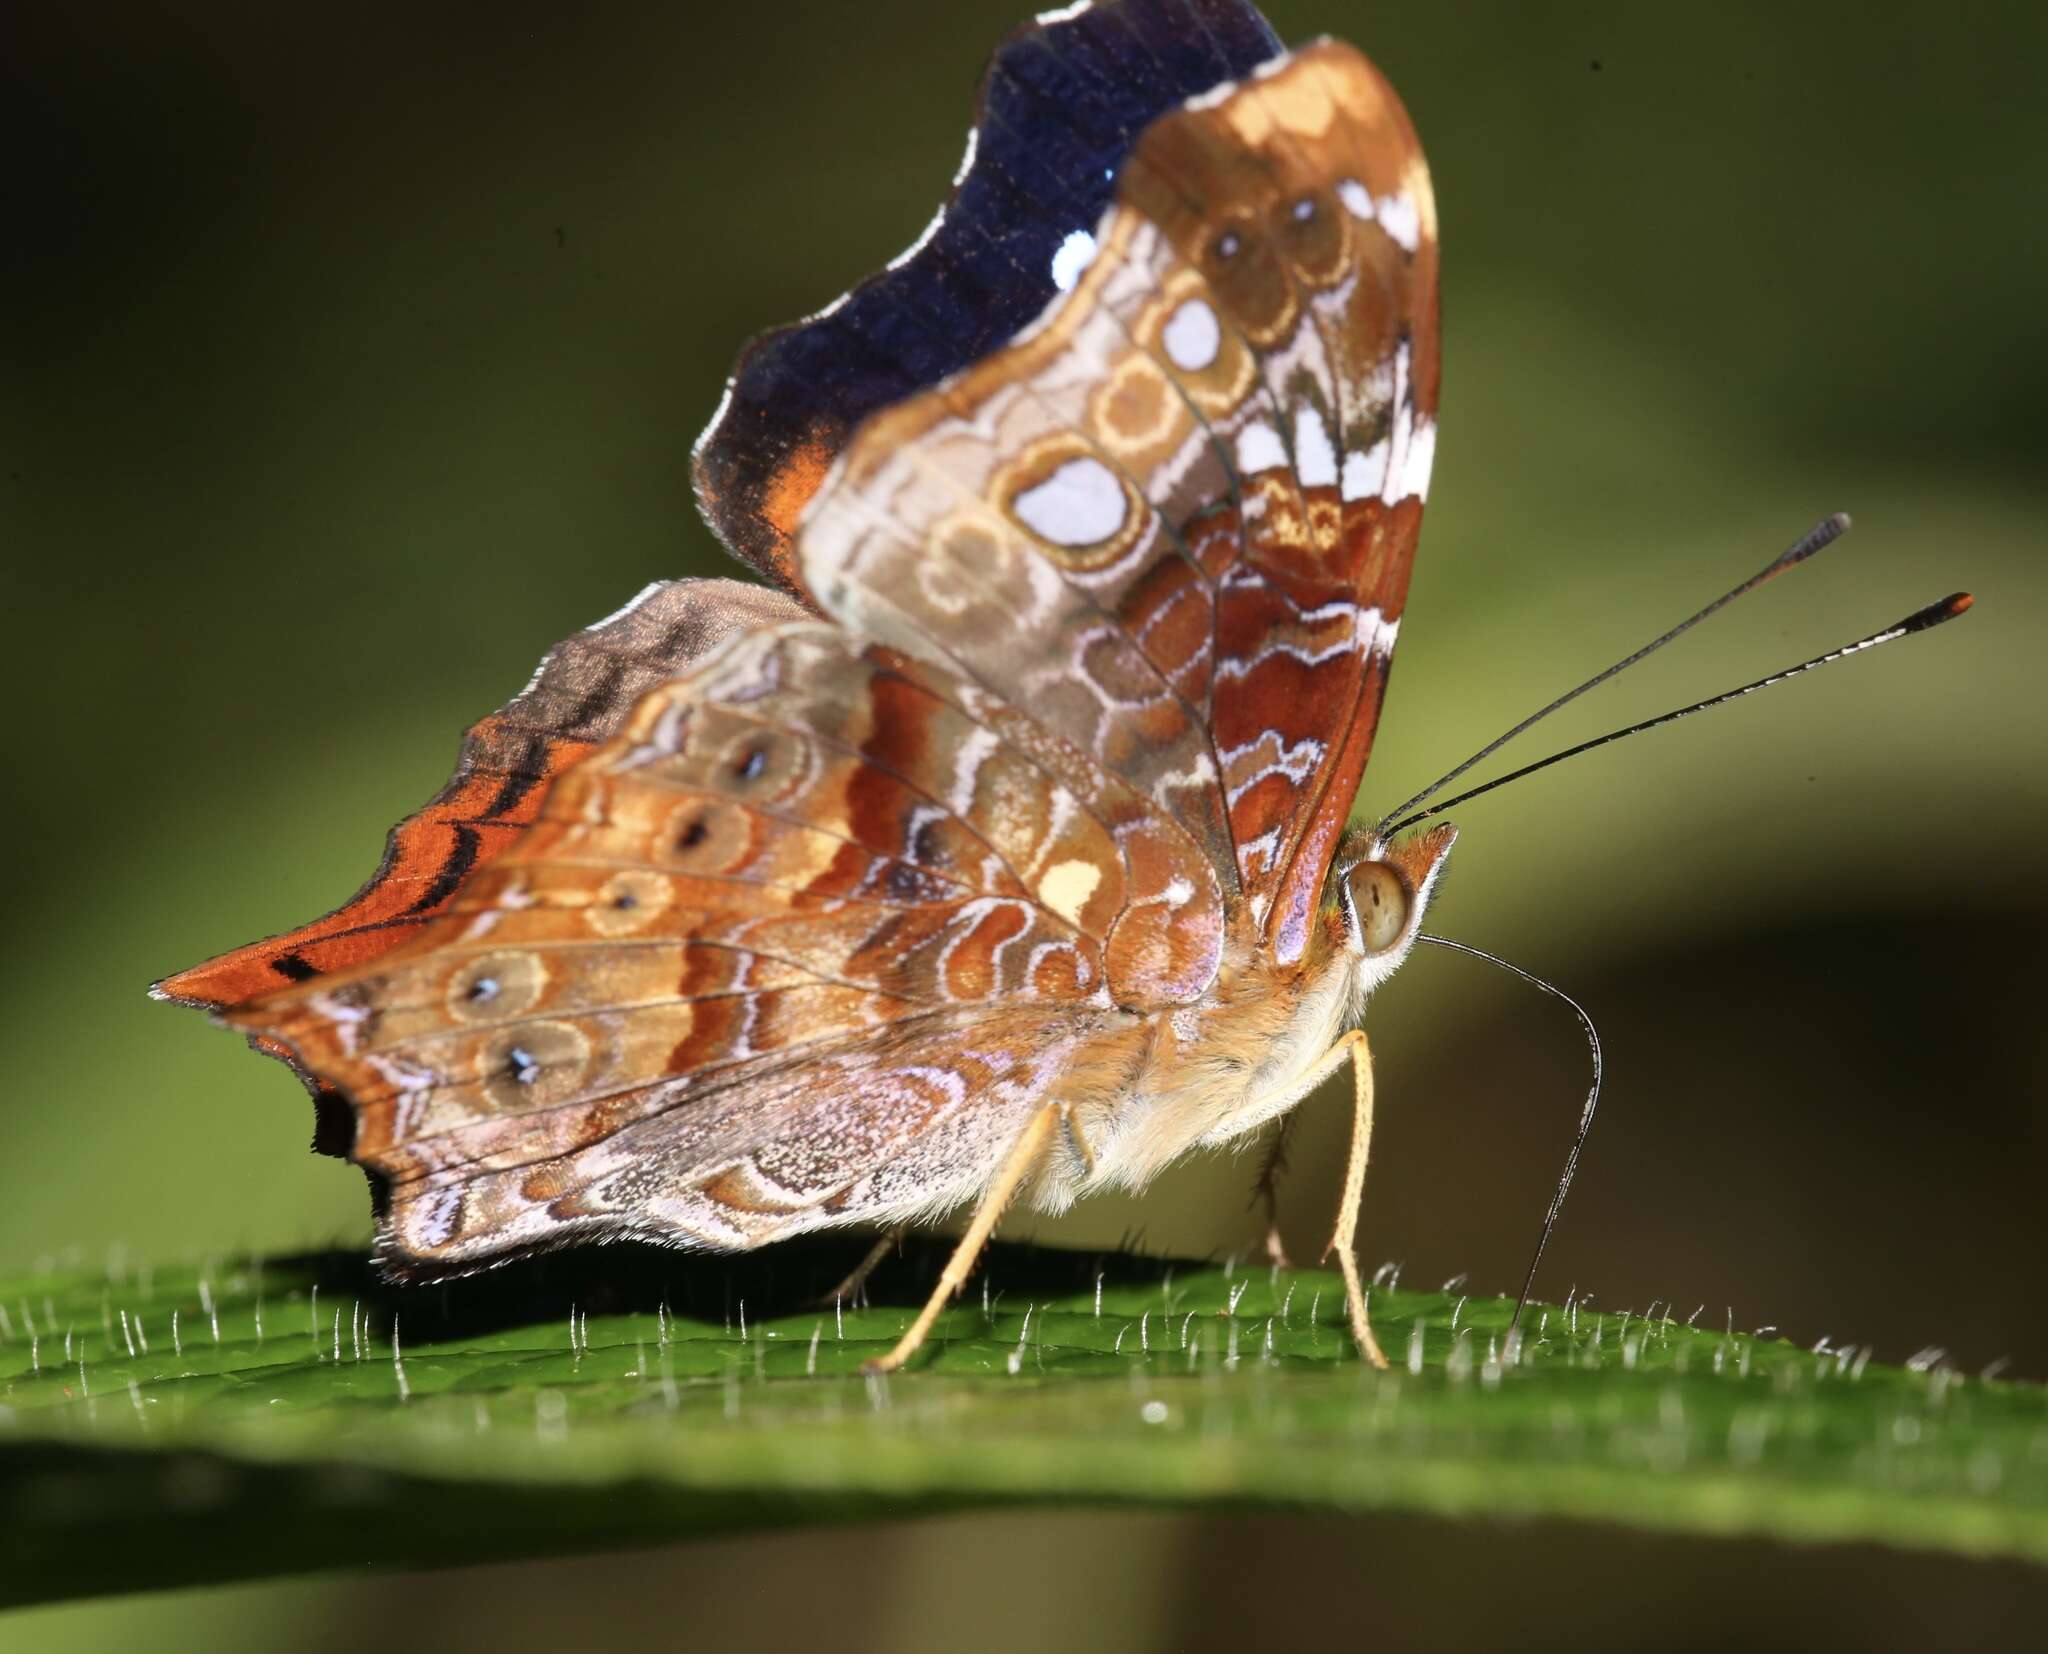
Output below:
[1899,591,1975,633]
[1773,512,1856,573]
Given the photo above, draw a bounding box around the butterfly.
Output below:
[158,0,1452,1371]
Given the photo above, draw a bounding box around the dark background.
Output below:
[5,1,2044,1647]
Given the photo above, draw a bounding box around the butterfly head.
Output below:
[1332,820,1458,990]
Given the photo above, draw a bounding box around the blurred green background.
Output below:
[5,0,2044,1647]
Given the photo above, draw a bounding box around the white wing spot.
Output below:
[1293,406,1338,488]
[1050,228,1098,292]
[1379,341,1415,505]
[1342,438,1389,502]
[1376,191,1422,253]
[1380,409,1414,503]
[1399,417,1437,502]
[1235,421,1288,476]
[1162,297,1220,371]
[1037,858,1103,926]
[1338,178,1375,221]
[1013,456,1127,547]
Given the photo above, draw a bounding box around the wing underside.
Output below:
[793,39,1440,963]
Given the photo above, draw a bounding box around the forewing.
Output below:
[1130,44,1441,963]
[227,623,1174,1271]
[792,40,1438,966]
[155,578,810,1011]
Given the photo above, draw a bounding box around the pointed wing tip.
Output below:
[150,964,228,1013]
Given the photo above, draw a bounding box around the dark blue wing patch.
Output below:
[689,0,1283,597]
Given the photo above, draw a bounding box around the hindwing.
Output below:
[226,623,1196,1270]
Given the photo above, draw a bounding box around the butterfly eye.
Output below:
[1347,861,1409,955]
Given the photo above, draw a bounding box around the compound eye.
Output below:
[1349,861,1408,955]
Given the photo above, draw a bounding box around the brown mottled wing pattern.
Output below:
[796,42,1438,966]
[228,622,1173,1271]
[1132,46,1439,962]
[156,579,811,1011]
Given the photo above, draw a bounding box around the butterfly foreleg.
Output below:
[1317,1028,1388,1369]
[861,1103,1062,1375]
[1058,1100,1098,1180]
[1251,1115,1298,1270]
[813,1224,909,1312]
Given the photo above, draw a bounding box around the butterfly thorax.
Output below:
[1043,821,1456,1206]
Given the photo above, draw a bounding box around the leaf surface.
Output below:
[2,1239,2040,1606]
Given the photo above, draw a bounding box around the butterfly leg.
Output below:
[862,1104,1061,1375]
[813,1224,908,1311]
[1319,1029,1388,1369]
[1059,1101,1098,1179]
[1251,1116,1297,1269]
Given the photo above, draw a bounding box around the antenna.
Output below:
[1385,592,1973,835]
[1416,933,1601,1347]
[1379,513,1855,832]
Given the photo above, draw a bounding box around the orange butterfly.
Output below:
[161,1,1460,1371]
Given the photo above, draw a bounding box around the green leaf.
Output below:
[1,1238,2040,1607]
